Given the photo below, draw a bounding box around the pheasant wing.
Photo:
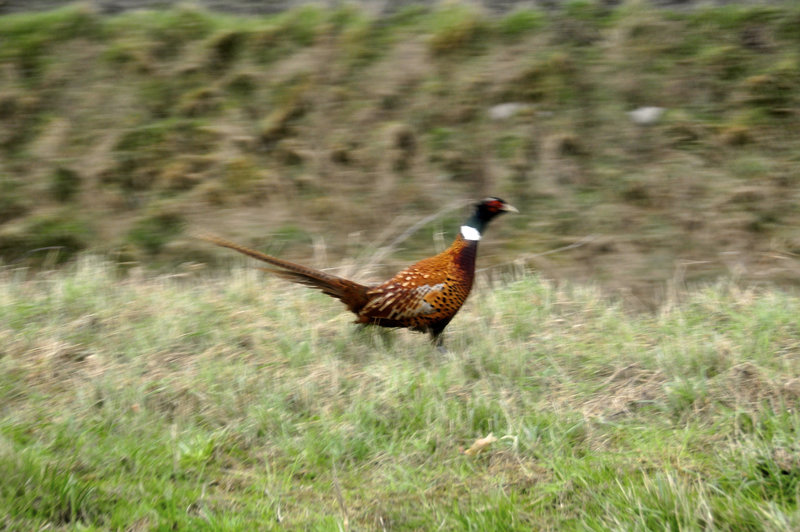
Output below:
[361,264,449,324]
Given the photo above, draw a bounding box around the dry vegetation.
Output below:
[0,3,799,301]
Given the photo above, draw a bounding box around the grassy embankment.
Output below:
[1,3,800,294]
[2,261,800,529]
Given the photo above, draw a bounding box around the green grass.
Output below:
[2,261,800,529]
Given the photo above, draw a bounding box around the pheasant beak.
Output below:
[501,203,519,214]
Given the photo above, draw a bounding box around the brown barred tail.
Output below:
[198,234,370,312]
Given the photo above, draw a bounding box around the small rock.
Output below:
[488,102,529,120]
[628,106,665,125]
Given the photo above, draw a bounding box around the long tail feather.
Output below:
[199,234,370,312]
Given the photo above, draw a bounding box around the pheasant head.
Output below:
[460,197,517,241]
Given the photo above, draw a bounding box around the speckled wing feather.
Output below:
[360,241,474,329]
[363,274,446,323]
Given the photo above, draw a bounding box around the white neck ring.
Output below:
[460,225,481,241]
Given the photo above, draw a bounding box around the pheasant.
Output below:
[201,197,516,347]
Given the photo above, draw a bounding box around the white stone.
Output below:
[488,102,528,120]
[628,106,665,125]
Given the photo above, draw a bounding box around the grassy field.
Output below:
[2,260,800,530]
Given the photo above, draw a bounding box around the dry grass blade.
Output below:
[463,433,498,456]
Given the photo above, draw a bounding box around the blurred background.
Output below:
[1,0,799,305]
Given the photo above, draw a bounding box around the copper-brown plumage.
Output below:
[201,197,516,346]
